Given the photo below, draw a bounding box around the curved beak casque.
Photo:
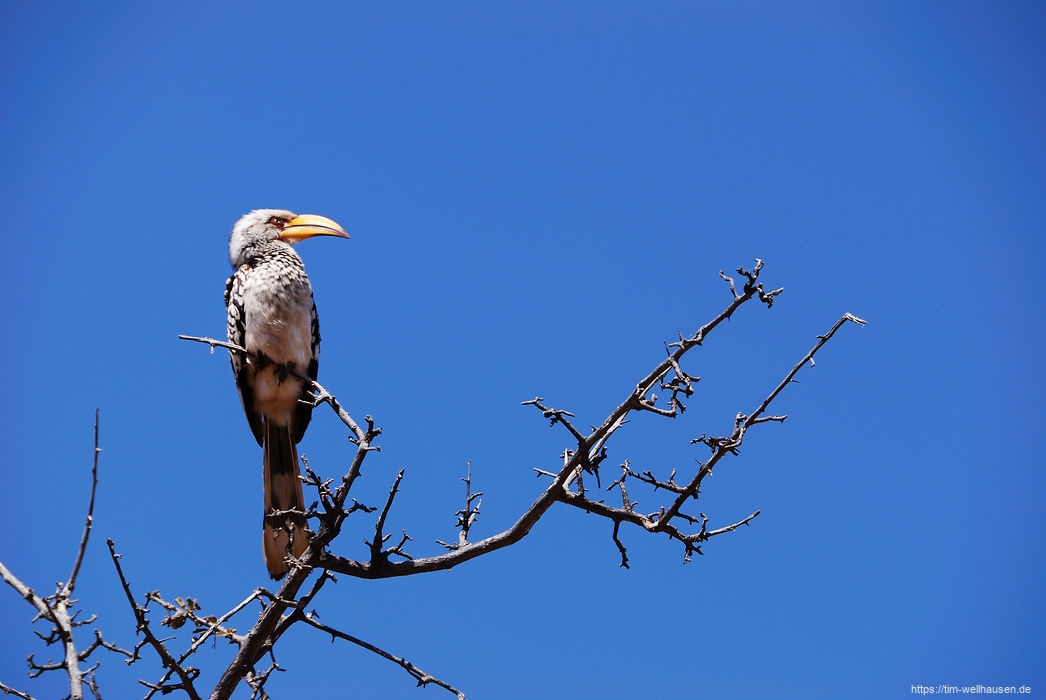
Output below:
[278,214,350,244]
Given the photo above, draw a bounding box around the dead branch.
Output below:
[107,540,203,700]
[305,261,857,580]
[0,681,36,700]
[295,612,465,699]
[436,462,483,551]
[0,412,130,700]
[66,410,102,599]
[6,259,862,700]
[173,259,863,698]
[367,470,413,562]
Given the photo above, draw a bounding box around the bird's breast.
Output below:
[241,264,315,369]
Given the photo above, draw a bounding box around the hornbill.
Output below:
[225,209,349,579]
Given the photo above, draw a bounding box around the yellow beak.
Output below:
[278,214,349,244]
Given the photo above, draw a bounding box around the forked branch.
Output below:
[0,411,131,700]
[173,259,863,699]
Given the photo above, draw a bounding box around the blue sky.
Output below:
[1,2,1043,698]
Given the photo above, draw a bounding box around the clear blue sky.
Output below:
[2,2,1043,698]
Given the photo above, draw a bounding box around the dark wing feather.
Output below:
[226,267,264,445]
[292,298,320,444]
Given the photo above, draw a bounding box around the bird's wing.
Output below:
[226,266,264,445]
[292,298,320,444]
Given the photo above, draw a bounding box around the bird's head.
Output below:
[229,208,349,267]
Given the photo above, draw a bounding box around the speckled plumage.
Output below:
[226,209,325,580]
[225,240,319,443]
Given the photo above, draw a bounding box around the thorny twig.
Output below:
[289,261,861,580]
[367,471,413,562]
[107,539,203,700]
[295,613,465,699]
[179,334,467,699]
[7,259,859,700]
[0,412,131,700]
[436,462,483,551]
[558,311,863,563]
[173,259,863,699]
[141,590,264,700]
[0,681,36,700]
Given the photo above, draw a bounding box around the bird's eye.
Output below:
[267,216,286,228]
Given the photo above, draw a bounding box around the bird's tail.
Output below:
[262,419,309,580]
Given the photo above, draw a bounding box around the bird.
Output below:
[225,209,349,579]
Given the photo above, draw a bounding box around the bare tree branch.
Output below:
[65,410,102,599]
[0,412,130,700]
[6,260,862,700]
[436,462,483,551]
[172,260,864,699]
[79,629,135,663]
[367,470,412,562]
[139,585,274,694]
[0,681,36,700]
[106,540,202,700]
[658,311,867,527]
[309,261,836,580]
[295,612,465,699]
[521,398,586,445]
